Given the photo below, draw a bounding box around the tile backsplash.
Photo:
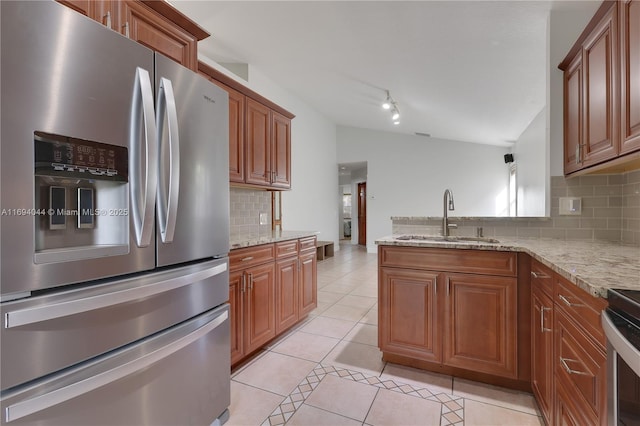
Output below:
[230,187,272,236]
[392,170,640,246]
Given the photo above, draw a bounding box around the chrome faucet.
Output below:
[443,189,457,237]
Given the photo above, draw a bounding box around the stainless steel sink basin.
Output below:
[394,235,500,244]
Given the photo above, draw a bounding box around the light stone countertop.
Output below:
[376,235,640,298]
[230,230,319,250]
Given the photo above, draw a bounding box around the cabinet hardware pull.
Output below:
[540,306,552,332]
[559,357,590,376]
[123,22,130,38]
[559,294,584,307]
[241,256,254,262]
[103,11,111,29]
[446,278,450,296]
[531,271,550,279]
[248,273,253,290]
[241,274,246,293]
[434,277,437,294]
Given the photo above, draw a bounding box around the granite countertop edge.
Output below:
[230,230,319,250]
[376,236,640,298]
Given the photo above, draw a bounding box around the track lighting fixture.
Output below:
[382,90,400,124]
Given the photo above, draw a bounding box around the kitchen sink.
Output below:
[394,235,500,244]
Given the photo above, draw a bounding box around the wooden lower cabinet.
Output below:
[529,257,608,425]
[444,273,517,379]
[244,262,276,354]
[379,268,440,362]
[275,256,299,334]
[378,246,521,383]
[531,284,554,425]
[231,237,317,366]
[299,248,318,316]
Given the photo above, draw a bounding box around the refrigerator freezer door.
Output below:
[1,305,231,425]
[154,54,230,266]
[1,257,228,391]
[0,1,156,295]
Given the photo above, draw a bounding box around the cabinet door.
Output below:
[119,1,198,70]
[229,270,244,365]
[379,268,440,362]
[564,53,584,174]
[531,288,554,425]
[245,98,272,186]
[57,0,114,28]
[443,274,517,378]
[299,250,317,317]
[275,256,299,334]
[271,111,291,189]
[620,0,640,153]
[227,86,246,183]
[582,5,619,167]
[243,263,276,354]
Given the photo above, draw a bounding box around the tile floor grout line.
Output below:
[259,361,467,426]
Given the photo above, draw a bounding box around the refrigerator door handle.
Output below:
[4,309,229,422]
[4,263,227,329]
[156,77,180,244]
[130,67,158,248]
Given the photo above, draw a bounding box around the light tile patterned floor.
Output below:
[229,244,543,426]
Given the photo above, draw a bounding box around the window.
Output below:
[508,163,517,216]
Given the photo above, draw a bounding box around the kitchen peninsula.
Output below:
[376,229,639,425]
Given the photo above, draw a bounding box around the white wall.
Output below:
[337,126,509,252]
[514,108,548,216]
[199,57,340,247]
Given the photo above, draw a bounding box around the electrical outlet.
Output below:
[259,213,268,225]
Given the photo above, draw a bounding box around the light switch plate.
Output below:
[559,197,582,215]
[259,213,268,225]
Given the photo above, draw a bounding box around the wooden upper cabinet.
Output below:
[620,0,640,153]
[564,53,584,175]
[246,98,272,186]
[271,111,292,189]
[119,1,198,70]
[582,5,618,166]
[59,0,209,72]
[198,61,295,189]
[227,86,246,183]
[57,0,114,26]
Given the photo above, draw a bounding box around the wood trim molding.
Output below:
[558,1,616,70]
[199,61,295,119]
[140,0,210,40]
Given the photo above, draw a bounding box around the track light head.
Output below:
[382,90,392,110]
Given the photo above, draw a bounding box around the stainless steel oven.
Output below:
[602,289,640,425]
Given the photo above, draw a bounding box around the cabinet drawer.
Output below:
[530,259,554,297]
[299,236,317,252]
[555,309,606,423]
[276,240,299,258]
[230,244,275,271]
[379,246,517,277]
[554,276,607,346]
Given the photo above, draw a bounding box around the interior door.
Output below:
[358,182,367,246]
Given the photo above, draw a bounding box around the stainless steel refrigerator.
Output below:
[0,1,231,424]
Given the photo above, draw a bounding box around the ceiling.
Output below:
[171,1,599,147]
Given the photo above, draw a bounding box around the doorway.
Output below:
[358,182,366,246]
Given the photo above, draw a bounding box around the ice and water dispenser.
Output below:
[34,131,130,263]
